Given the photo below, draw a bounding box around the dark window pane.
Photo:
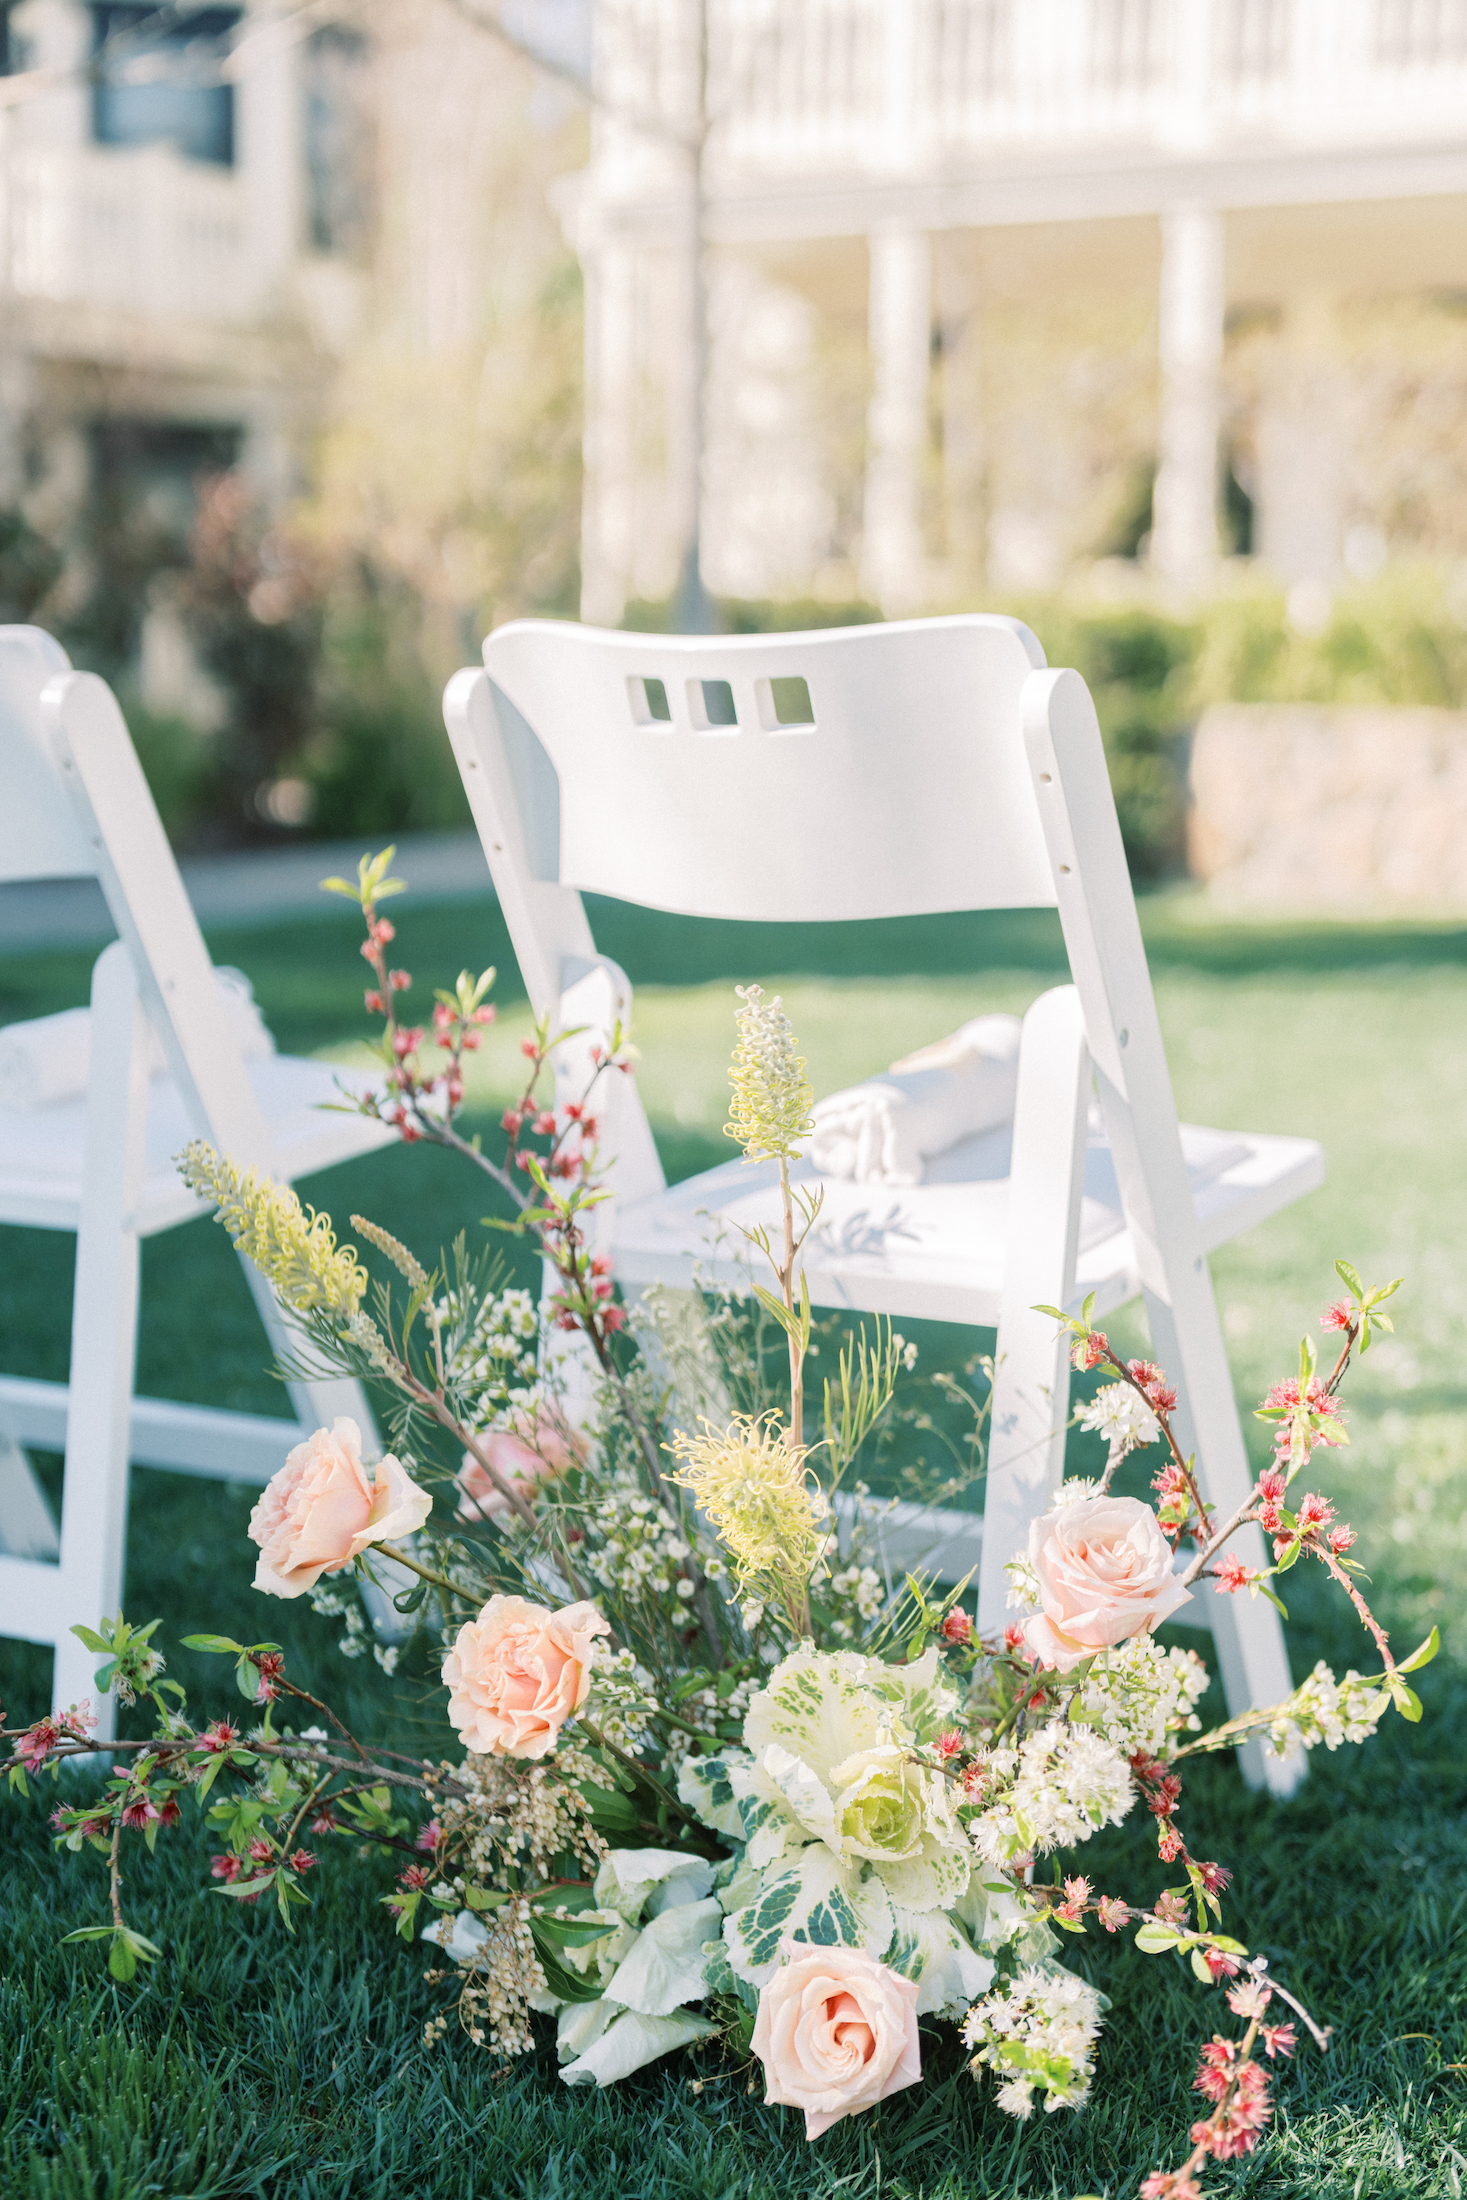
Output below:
[303,24,374,256]
[91,5,240,167]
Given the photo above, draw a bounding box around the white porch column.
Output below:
[236,1,301,311]
[1151,203,1224,592]
[862,228,931,614]
[580,242,639,627]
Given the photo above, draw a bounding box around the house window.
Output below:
[302,25,374,256]
[91,5,241,167]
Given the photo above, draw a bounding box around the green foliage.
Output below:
[1194,565,1467,711]
[0,506,64,622]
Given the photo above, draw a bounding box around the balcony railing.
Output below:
[1,141,259,325]
[595,0,1467,185]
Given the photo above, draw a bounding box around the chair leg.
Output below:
[978,987,1091,1632]
[52,944,149,1741]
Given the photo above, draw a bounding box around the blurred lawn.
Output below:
[3,886,1466,2195]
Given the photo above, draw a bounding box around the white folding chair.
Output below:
[0,627,395,1731]
[444,615,1324,1794]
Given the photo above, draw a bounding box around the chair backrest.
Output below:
[0,626,92,883]
[475,615,1055,925]
[0,627,271,1167]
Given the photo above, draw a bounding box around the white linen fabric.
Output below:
[0,966,274,1111]
[809,1013,1022,1186]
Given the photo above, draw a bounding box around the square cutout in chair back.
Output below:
[757,675,815,730]
[688,678,738,731]
[627,675,672,725]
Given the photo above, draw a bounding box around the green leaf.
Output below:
[463,1885,509,1913]
[181,1634,244,1655]
[1388,1677,1423,1724]
[1051,1912,1088,1934]
[529,1925,606,2005]
[1397,1626,1440,1676]
[213,1876,274,1901]
[751,1284,801,1345]
[69,1624,112,1653]
[1276,1539,1301,1573]
[1134,1920,1185,1954]
[1334,1259,1363,1296]
[60,1925,116,1944]
[1252,1581,1290,1620]
[1190,1947,1216,1984]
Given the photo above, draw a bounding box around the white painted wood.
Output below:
[443,616,1323,1791]
[1021,666,1302,1794]
[471,617,1053,923]
[49,944,149,1736]
[0,1376,299,1483]
[977,984,1090,1632]
[0,628,396,1713]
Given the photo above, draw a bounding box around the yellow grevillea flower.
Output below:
[178,1142,367,1322]
[724,984,814,1164]
[667,1412,823,1599]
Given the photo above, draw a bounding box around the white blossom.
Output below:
[1074,1635,1210,1756]
[1079,1381,1160,1459]
[962,1964,1105,2116]
[970,1724,1134,1864]
[1265,1659,1389,1759]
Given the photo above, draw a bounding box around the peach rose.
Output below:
[442,1593,609,1758]
[752,1946,921,2141]
[247,1417,432,1601]
[1021,1492,1192,1672]
[455,1405,589,1522]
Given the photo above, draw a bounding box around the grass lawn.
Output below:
[3,885,1467,2197]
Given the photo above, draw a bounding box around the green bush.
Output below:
[1193,565,1467,709]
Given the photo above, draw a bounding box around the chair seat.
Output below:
[613,1119,1326,1327]
[0,1054,395,1232]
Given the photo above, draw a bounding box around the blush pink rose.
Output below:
[752,1946,921,2140]
[1021,1492,1192,1672]
[247,1417,432,1601]
[455,1405,589,1522]
[442,1594,609,1758]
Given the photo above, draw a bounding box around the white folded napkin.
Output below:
[0,966,275,1111]
[809,1013,1022,1185]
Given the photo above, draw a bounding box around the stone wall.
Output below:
[1187,704,1467,910]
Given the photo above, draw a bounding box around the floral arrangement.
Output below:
[6,849,1437,2197]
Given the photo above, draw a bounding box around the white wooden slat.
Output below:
[978,983,1091,1630]
[0,1376,297,1483]
[0,626,90,882]
[40,671,274,1172]
[48,944,148,1734]
[478,616,1054,925]
[1023,667,1302,1795]
[0,1554,65,1646]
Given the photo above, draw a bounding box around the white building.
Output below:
[570,0,1467,622]
[0,2,369,644]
